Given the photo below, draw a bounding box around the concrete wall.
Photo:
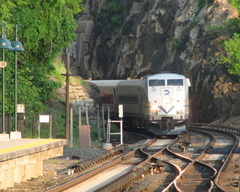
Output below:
[0,141,65,189]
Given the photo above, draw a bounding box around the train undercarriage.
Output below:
[122,115,188,134]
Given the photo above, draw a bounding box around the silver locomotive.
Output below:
[90,73,190,134]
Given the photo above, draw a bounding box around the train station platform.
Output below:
[0,137,67,190]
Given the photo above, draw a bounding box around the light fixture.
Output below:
[12,41,24,51]
[0,38,13,50]
[11,25,24,52]
[0,22,13,50]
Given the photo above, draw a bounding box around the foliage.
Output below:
[204,0,240,35]
[95,0,123,35]
[229,0,240,12]
[101,0,123,28]
[205,0,240,77]
[205,18,240,36]
[110,15,123,27]
[198,0,209,9]
[172,37,181,48]
[106,1,123,14]
[219,33,240,76]
[0,0,84,114]
[52,57,66,85]
[204,0,240,77]
[23,107,66,138]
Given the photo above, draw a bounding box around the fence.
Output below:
[0,106,121,146]
[0,112,63,139]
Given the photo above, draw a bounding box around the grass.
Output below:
[52,57,84,86]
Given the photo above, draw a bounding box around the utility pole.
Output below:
[65,52,70,146]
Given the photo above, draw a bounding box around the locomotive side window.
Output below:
[118,95,138,104]
[167,79,183,86]
[100,94,113,104]
[149,79,165,86]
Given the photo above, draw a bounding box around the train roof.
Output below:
[117,79,142,86]
[89,79,143,87]
[89,80,125,87]
[144,73,186,80]
[89,73,187,87]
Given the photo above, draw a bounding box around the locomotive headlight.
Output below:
[161,98,172,104]
[151,104,158,111]
[176,110,183,114]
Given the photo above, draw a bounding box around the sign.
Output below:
[39,114,50,123]
[0,61,7,68]
[119,105,123,118]
[161,88,172,96]
[17,104,25,113]
[164,89,170,95]
[38,114,52,138]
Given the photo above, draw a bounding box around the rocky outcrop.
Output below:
[56,81,99,107]
[70,0,239,124]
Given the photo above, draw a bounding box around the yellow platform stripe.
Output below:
[0,139,63,155]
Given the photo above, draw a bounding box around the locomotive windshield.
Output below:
[149,79,165,86]
[149,79,183,86]
[167,79,183,86]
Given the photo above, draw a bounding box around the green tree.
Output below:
[220,33,240,76]
[0,0,84,113]
[229,0,240,11]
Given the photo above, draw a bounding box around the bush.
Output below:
[219,33,240,76]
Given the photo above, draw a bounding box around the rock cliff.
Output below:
[69,0,240,126]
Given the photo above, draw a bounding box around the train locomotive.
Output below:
[90,73,190,134]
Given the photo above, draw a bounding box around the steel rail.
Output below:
[172,128,217,191]
[47,147,141,192]
[131,135,193,192]
[189,124,238,191]
[51,138,157,192]
[95,138,159,191]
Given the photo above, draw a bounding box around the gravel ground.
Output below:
[63,146,105,160]
[0,146,107,192]
[42,146,106,175]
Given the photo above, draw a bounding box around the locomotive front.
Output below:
[144,73,190,131]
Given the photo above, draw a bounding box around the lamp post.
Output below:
[0,22,24,135]
[0,21,13,134]
[11,25,24,132]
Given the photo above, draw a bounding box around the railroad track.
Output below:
[174,129,232,191]
[48,138,154,192]
[188,124,240,192]
[47,124,240,192]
